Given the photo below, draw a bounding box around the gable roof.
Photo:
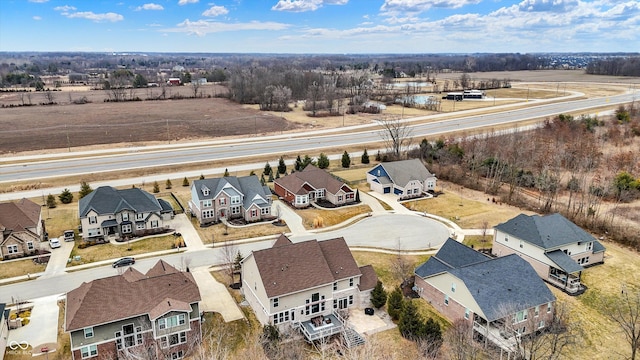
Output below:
[274,165,352,195]
[416,238,555,322]
[0,198,41,232]
[494,213,598,250]
[192,176,270,208]
[358,265,378,291]
[78,186,165,217]
[251,235,366,298]
[65,261,200,331]
[545,250,584,274]
[371,159,435,188]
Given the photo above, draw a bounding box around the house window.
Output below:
[451,283,456,293]
[151,220,158,228]
[251,209,257,217]
[203,210,214,218]
[122,213,129,221]
[87,228,100,237]
[121,224,132,233]
[348,295,353,305]
[338,195,343,202]
[333,282,338,291]
[219,198,227,206]
[273,311,290,325]
[231,206,241,215]
[444,295,449,306]
[519,241,523,248]
[81,345,98,358]
[587,242,593,251]
[136,223,145,230]
[547,302,552,313]
[349,278,354,287]
[538,320,545,329]
[231,196,241,205]
[89,216,97,224]
[178,313,186,325]
[27,242,34,251]
[84,327,94,338]
[7,245,18,254]
[273,298,279,308]
[171,351,184,360]
[261,207,270,215]
[306,293,321,315]
[504,236,508,242]
[202,187,210,196]
[202,200,212,208]
[464,309,470,320]
[514,310,528,323]
[316,189,325,198]
[535,305,540,317]
[135,213,144,220]
[162,332,187,348]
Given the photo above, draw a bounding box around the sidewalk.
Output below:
[365,191,417,215]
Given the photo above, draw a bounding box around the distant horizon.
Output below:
[1,51,639,56]
[1,0,638,54]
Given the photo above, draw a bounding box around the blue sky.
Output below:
[1,0,638,53]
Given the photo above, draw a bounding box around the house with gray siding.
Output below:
[65,260,201,360]
[366,159,436,199]
[415,238,556,355]
[78,186,173,242]
[188,175,272,226]
[492,213,606,294]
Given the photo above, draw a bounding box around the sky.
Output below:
[0,0,638,54]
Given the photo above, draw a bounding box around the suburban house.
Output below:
[0,303,7,360]
[188,175,273,226]
[241,234,377,345]
[415,238,556,354]
[0,198,44,260]
[78,186,174,242]
[492,213,606,294]
[65,260,201,360]
[366,159,437,199]
[273,165,356,208]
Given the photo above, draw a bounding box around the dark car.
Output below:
[112,257,135,268]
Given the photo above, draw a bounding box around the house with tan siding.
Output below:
[241,234,377,344]
[366,159,436,199]
[0,198,44,260]
[274,165,356,208]
[65,260,201,360]
[415,239,556,354]
[492,213,606,294]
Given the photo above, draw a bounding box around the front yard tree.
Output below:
[59,188,73,204]
[182,177,190,186]
[165,179,172,189]
[341,151,351,168]
[46,194,57,208]
[278,156,287,174]
[387,286,404,321]
[152,181,160,193]
[361,148,370,164]
[295,155,303,171]
[78,181,93,199]
[371,281,388,308]
[302,155,315,169]
[264,162,272,176]
[317,153,330,169]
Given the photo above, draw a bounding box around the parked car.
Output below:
[63,230,75,242]
[112,257,135,268]
[49,237,61,249]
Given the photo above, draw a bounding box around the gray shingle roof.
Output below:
[545,250,584,274]
[376,159,435,187]
[593,240,606,253]
[494,213,597,250]
[192,176,270,209]
[415,238,555,322]
[79,186,164,217]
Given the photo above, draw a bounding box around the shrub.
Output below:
[59,188,73,204]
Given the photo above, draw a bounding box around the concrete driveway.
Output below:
[169,214,206,251]
[292,213,450,251]
[190,268,245,323]
[38,238,74,279]
[7,294,60,356]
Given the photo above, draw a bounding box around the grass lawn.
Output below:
[462,235,493,250]
[406,189,534,228]
[67,234,178,266]
[332,166,371,184]
[0,259,47,279]
[41,204,79,240]
[297,204,372,230]
[352,251,430,289]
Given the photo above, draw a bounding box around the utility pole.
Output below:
[66,124,70,152]
[166,119,169,143]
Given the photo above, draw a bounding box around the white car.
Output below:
[49,237,61,249]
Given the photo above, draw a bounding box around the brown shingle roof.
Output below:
[0,198,40,233]
[272,233,293,248]
[253,237,361,298]
[65,261,200,331]
[358,265,378,291]
[274,165,352,195]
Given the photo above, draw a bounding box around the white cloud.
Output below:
[272,0,348,12]
[33,16,42,20]
[202,5,229,17]
[178,0,199,5]
[381,0,481,16]
[28,0,49,3]
[164,19,290,36]
[64,11,124,22]
[136,3,164,11]
[54,5,76,13]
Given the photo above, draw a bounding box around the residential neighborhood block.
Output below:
[0,198,44,260]
[366,159,437,199]
[273,165,356,208]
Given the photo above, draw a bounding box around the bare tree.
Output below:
[391,238,412,284]
[600,286,640,360]
[378,115,413,160]
[44,89,56,104]
[219,239,239,283]
[441,319,486,360]
[191,80,201,98]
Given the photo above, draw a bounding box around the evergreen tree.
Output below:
[224,168,230,177]
[199,174,205,180]
[361,148,370,164]
[234,251,243,271]
[260,174,266,185]
[58,188,73,204]
[268,172,274,183]
[182,177,190,187]
[398,300,426,340]
[249,170,256,176]
[152,181,160,193]
[355,189,360,202]
[275,172,280,179]
[371,281,388,308]
[423,318,443,346]
[317,153,330,169]
[341,151,351,168]
[376,150,382,161]
[278,156,287,174]
[165,179,172,189]
[295,155,303,171]
[78,181,93,199]
[387,286,404,321]
[302,154,315,169]
[264,162,272,176]
[46,194,57,208]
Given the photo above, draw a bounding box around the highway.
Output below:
[0,92,635,184]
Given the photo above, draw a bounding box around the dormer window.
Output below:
[201,185,210,196]
[586,242,593,251]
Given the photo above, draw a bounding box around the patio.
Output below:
[299,313,344,342]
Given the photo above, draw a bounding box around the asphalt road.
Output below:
[1,92,636,184]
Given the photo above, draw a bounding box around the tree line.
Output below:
[586,57,640,76]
